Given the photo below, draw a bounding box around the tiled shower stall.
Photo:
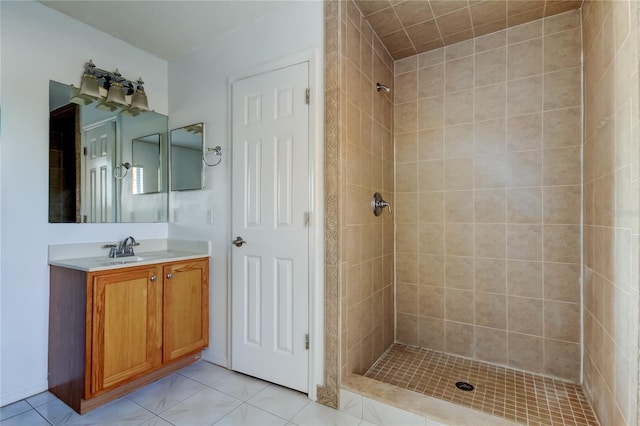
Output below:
[332,1,640,425]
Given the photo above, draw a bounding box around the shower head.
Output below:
[376,82,391,93]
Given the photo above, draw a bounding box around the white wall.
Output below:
[0,1,169,405]
[167,0,324,385]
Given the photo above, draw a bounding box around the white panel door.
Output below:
[83,121,115,223]
[231,62,309,393]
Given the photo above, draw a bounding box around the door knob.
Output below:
[150,275,157,282]
[166,273,173,279]
[232,236,247,247]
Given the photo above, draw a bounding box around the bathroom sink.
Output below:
[102,256,145,266]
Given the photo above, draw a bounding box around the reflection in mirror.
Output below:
[49,80,168,223]
[132,134,161,195]
[170,123,204,191]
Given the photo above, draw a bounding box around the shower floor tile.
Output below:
[364,344,599,426]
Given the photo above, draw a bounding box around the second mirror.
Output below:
[170,123,204,191]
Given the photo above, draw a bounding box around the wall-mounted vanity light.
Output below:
[70,60,149,116]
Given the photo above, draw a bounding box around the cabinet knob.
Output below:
[166,273,173,279]
[150,275,157,282]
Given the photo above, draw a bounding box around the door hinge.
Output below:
[83,147,87,156]
[304,211,310,227]
[305,88,310,105]
[305,333,309,350]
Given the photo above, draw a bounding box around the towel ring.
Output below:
[114,162,131,179]
[203,146,222,167]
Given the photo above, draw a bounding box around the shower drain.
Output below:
[455,381,475,391]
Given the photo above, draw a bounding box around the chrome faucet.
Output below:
[103,236,139,258]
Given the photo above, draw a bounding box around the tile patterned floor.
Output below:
[0,361,367,426]
[365,344,599,426]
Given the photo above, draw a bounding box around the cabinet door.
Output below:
[163,259,209,362]
[90,267,162,395]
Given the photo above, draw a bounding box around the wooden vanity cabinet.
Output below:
[48,257,209,414]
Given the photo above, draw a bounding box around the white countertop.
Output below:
[48,239,210,272]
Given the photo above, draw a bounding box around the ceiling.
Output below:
[40,0,583,63]
[354,0,583,59]
[39,0,290,61]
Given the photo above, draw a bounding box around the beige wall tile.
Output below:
[445,321,475,357]
[445,89,474,125]
[507,37,543,80]
[397,251,418,283]
[507,187,542,223]
[507,19,542,44]
[507,113,542,151]
[445,56,474,93]
[507,260,543,298]
[474,189,506,223]
[507,224,543,260]
[418,317,445,351]
[418,47,444,67]
[544,262,580,303]
[445,256,474,290]
[507,76,542,116]
[474,83,507,121]
[418,96,444,129]
[544,300,580,342]
[544,10,580,35]
[543,146,581,185]
[418,128,445,160]
[397,283,418,314]
[445,190,473,223]
[475,224,507,258]
[418,64,445,98]
[475,47,507,87]
[445,123,474,158]
[474,153,508,188]
[395,101,418,133]
[446,223,474,256]
[418,285,445,318]
[444,37,474,59]
[543,107,581,148]
[445,288,475,323]
[543,67,582,110]
[396,193,418,222]
[394,70,417,104]
[419,254,445,286]
[418,223,445,254]
[418,191,444,223]
[508,150,543,187]
[397,313,418,345]
[396,161,418,192]
[543,185,581,224]
[396,223,418,253]
[395,132,418,163]
[508,332,543,373]
[544,339,580,381]
[475,292,507,329]
[544,224,580,263]
[475,258,507,294]
[508,296,543,335]
[444,157,474,190]
[475,326,508,364]
[417,160,444,191]
[475,118,507,154]
[475,30,506,53]
[544,28,581,73]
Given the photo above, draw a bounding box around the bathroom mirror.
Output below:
[170,123,204,191]
[132,134,161,194]
[48,80,169,223]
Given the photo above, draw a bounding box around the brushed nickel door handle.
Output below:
[232,236,247,247]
